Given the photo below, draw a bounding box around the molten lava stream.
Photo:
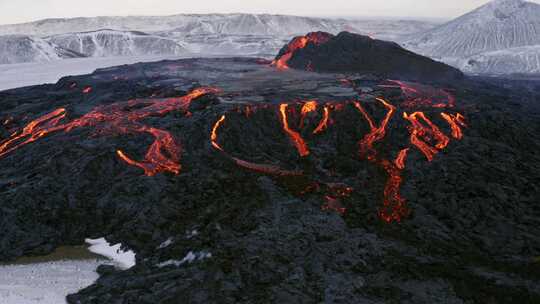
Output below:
[313,106,330,134]
[0,87,219,176]
[0,108,67,158]
[210,114,302,176]
[379,158,409,223]
[272,32,332,70]
[354,97,395,160]
[394,148,409,170]
[116,126,182,176]
[403,111,450,161]
[441,113,467,140]
[279,104,310,157]
[353,98,409,222]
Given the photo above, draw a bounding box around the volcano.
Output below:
[273,31,464,83]
[0,40,539,303]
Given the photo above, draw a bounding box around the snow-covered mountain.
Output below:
[404,0,540,58]
[0,14,437,63]
[47,30,188,57]
[0,14,435,38]
[403,0,540,75]
[0,14,347,37]
[0,35,84,64]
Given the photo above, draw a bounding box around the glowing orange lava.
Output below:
[211,115,226,151]
[354,97,409,222]
[379,158,409,223]
[313,106,330,134]
[299,100,318,128]
[279,104,310,157]
[0,108,67,158]
[441,113,467,140]
[2,74,469,224]
[403,111,450,161]
[0,87,218,175]
[210,113,302,176]
[354,97,395,160]
[395,148,409,170]
[272,32,332,70]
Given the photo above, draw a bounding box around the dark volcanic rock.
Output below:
[0,58,539,303]
[276,31,464,83]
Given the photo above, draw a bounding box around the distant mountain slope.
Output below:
[0,14,436,40]
[0,35,84,64]
[46,30,188,57]
[404,0,540,58]
[0,14,347,37]
[458,45,540,74]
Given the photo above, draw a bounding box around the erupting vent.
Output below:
[272,32,333,70]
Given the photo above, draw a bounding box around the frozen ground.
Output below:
[0,55,197,91]
[0,239,135,304]
[0,259,103,304]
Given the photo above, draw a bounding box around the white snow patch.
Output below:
[85,238,136,270]
[157,251,212,268]
[0,260,104,304]
[158,237,174,249]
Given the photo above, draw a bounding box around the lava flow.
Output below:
[210,113,302,176]
[354,97,409,222]
[280,104,310,157]
[0,87,218,176]
[403,111,450,161]
[272,32,332,70]
[381,80,456,109]
[441,113,467,140]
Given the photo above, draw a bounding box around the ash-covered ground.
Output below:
[0,57,539,303]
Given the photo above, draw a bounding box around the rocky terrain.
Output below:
[0,55,539,303]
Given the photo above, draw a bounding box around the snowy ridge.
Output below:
[0,35,84,64]
[404,0,540,58]
[0,14,348,37]
[0,14,437,63]
[47,29,188,57]
[0,14,436,40]
[402,0,540,75]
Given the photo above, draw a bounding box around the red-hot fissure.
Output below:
[0,87,219,176]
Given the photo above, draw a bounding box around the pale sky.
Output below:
[0,0,538,25]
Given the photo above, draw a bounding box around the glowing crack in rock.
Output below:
[0,87,219,176]
[279,103,310,157]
